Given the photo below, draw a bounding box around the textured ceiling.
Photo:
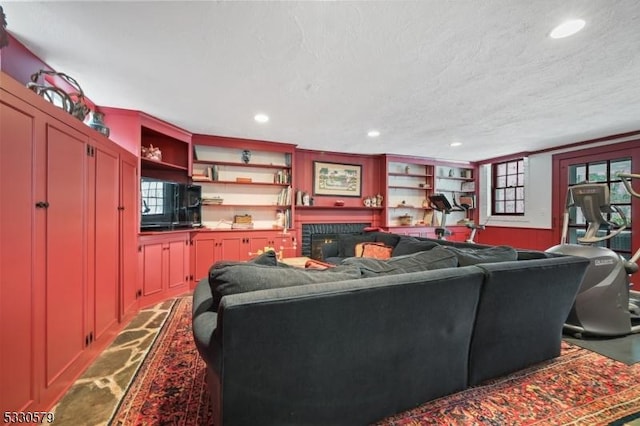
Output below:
[3,1,640,161]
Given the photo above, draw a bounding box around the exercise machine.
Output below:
[452,194,486,243]
[547,181,640,337]
[428,193,463,240]
[619,172,640,316]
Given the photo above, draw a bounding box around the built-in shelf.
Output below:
[193,160,290,170]
[388,172,432,178]
[389,206,432,210]
[435,176,474,181]
[295,206,383,210]
[141,157,188,171]
[388,185,432,190]
[202,204,290,208]
[195,180,289,187]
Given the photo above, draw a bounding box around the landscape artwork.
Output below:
[313,161,362,197]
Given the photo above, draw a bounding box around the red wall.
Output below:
[294,149,383,208]
[1,34,52,85]
[475,227,556,251]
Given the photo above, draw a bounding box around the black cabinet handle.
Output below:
[35,201,49,208]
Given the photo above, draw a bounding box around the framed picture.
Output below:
[313,161,362,197]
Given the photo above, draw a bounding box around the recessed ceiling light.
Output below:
[450,142,462,147]
[367,130,380,137]
[550,19,586,39]
[254,113,269,123]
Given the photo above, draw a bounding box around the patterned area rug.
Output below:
[110,297,212,425]
[111,297,640,425]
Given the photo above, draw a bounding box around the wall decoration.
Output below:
[26,70,90,121]
[313,161,362,197]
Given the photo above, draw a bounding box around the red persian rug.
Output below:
[111,297,640,425]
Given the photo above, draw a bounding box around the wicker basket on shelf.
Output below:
[398,214,413,226]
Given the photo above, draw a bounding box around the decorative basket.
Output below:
[234,214,253,224]
[398,214,413,226]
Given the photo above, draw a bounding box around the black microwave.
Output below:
[140,177,202,231]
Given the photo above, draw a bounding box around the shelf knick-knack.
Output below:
[87,111,110,137]
[241,149,251,164]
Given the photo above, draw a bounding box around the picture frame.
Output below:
[313,161,362,197]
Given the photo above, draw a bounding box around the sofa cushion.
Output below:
[392,236,440,256]
[338,233,378,257]
[442,245,518,266]
[371,231,402,248]
[341,245,457,277]
[209,263,362,309]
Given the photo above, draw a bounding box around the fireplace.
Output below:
[301,223,370,259]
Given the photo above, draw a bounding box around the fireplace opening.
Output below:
[301,223,370,259]
[310,234,338,260]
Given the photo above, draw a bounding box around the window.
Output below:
[492,159,525,215]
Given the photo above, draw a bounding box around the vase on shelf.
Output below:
[87,111,110,137]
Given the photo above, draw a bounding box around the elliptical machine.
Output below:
[428,193,463,240]
[547,181,640,337]
[619,172,640,316]
[452,194,486,243]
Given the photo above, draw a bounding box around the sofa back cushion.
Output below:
[342,245,457,277]
[442,245,517,266]
[337,233,378,257]
[467,256,590,386]
[372,231,402,248]
[392,236,440,256]
[209,263,362,309]
[216,266,485,425]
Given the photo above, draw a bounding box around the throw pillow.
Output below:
[392,236,440,256]
[354,242,393,259]
[304,258,336,269]
[209,263,362,310]
[342,246,457,277]
[442,245,518,266]
[338,233,377,258]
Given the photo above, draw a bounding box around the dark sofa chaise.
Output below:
[192,235,589,426]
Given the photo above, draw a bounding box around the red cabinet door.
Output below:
[141,243,164,297]
[167,239,187,289]
[92,143,120,341]
[120,155,139,318]
[0,93,37,413]
[248,236,269,259]
[219,236,244,261]
[194,237,216,282]
[43,123,87,391]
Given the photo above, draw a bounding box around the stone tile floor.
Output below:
[50,299,174,425]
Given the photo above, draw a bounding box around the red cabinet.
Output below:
[0,71,139,413]
[139,232,191,307]
[191,230,297,284]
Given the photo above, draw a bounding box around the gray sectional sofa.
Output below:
[192,234,589,426]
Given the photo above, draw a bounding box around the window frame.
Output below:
[491,158,525,216]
